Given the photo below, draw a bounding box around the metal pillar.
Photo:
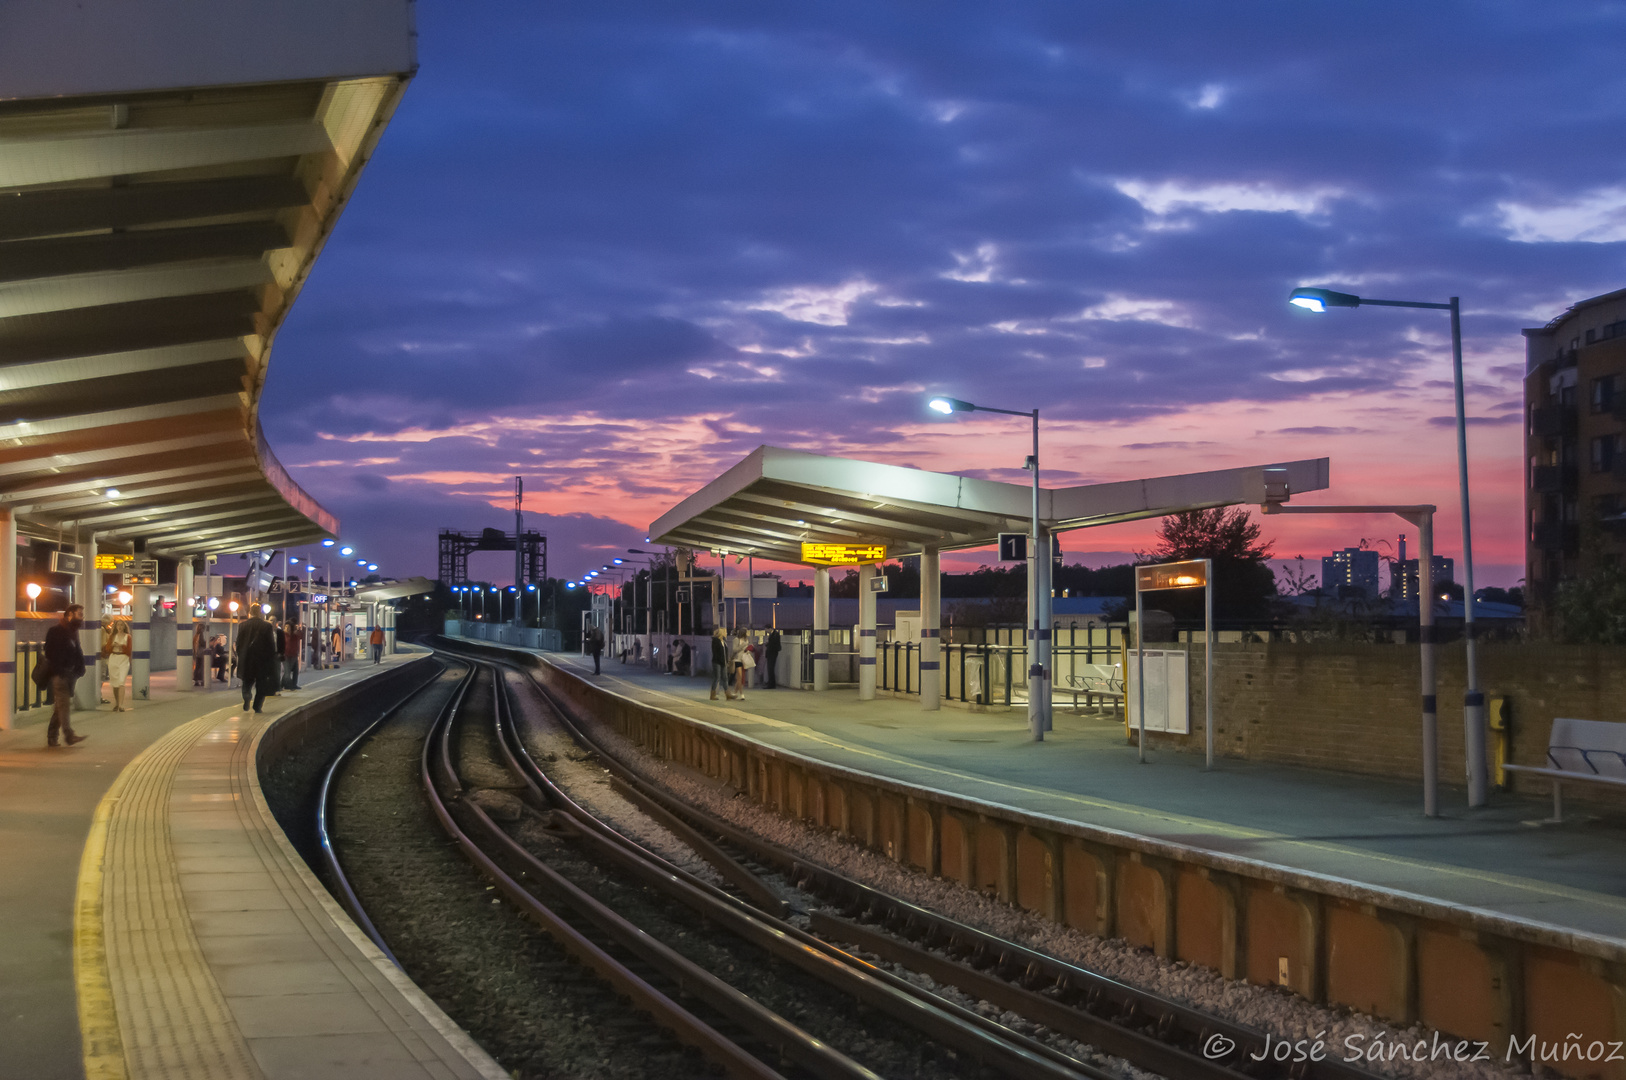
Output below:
[812,567,830,691]
[0,509,14,730]
[1419,513,1438,818]
[176,560,193,692]
[385,605,396,654]
[1204,558,1215,770]
[75,532,99,710]
[858,563,877,700]
[1037,526,1052,732]
[132,583,151,699]
[921,546,941,711]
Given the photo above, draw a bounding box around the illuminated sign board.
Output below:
[1135,559,1209,592]
[94,554,124,570]
[800,542,887,566]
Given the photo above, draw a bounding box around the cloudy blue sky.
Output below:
[260,1,1626,587]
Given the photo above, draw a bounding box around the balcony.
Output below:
[1532,465,1578,493]
[1531,406,1578,437]
[1532,522,1580,552]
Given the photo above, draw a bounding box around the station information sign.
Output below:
[1135,559,1209,591]
[800,542,887,566]
[94,554,124,570]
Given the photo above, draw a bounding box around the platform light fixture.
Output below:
[340,546,354,556]
[925,392,1048,741]
[24,582,40,612]
[367,563,378,571]
[208,597,219,611]
[322,539,335,547]
[1288,281,1485,808]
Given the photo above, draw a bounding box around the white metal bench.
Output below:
[1503,717,1626,822]
[1064,663,1124,712]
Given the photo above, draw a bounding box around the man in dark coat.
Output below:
[586,624,604,674]
[43,604,87,747]
[235,610,279,713]
[764,628,781,689]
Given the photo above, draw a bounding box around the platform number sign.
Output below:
[675,588,691,604]
[998,533,1027,562]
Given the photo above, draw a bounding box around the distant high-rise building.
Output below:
[1396,556,1455,601]
[1523,287,1626,622]
[1321,547,1380,600]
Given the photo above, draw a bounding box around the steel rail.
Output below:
[446,638,1385,1080]
[481,655,1113,1080]
[423,663,850,1080]
[315,659,451,968]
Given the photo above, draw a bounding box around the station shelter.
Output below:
[0,0,414,726]
[650,446,1329,730]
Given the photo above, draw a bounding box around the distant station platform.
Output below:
[0,651,503,1080]
[546,648,1626,942]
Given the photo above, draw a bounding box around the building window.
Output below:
[1591,434,1621,473]
[1587,328,1598,344]
[1591,374,1619,413]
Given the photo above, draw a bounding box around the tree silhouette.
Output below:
[1143,507,1277,619]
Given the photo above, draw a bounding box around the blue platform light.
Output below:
[612,558,624,565]
[322,539,335,547]
[566,582,576,590]
[340,546,354,556]
[367,563,378,571]
[1288,287,1361,312]
[928,396,974,415]
[527,584,536,591]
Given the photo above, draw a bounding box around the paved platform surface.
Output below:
[551,650,1626,941]
[0,651,503,1080]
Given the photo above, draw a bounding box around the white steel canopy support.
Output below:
[920,547,941,711]
[858,563,877,701]
[812,567,830,691]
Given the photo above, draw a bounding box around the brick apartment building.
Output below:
[1523,287,1626,615]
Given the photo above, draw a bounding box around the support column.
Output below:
[812,567,830,691]
[0,509,15,731]
[132,583,151,699]
[1419,513,1438,818]
[75,532,99,710]
[386,605,396,654]
[1038,527,1053,732]
[176,560,194,691]
[858,563,877,700]
[920,546,941,711]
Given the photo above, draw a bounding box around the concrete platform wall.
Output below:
[505,643,1626,1078]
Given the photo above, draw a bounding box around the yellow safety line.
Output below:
[75,773,127,1080]
[581,660,1626,912]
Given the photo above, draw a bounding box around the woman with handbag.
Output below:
[729,629,754,701]
[103,618,133,712]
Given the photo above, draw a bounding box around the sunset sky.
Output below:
[259,2,1626,589]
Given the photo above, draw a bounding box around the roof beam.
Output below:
[0,120,332,188]
[12,470,264,514]
[0,291,260,366]
[0,174,309,242]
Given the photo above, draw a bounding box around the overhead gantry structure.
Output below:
[651,445,1330,732]
[0,0,416,556]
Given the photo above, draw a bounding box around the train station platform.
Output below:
[548,650,1626,943]
[0,650,504,1080]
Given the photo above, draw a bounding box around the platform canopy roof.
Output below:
[355,576,436,603]
[650,446,1331,564]
[0,0,415,556]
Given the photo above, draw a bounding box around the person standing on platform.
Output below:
[283,622,303,689]
[709,627,728,699]
[102,618,133,712]
[586,624,604,674]
[728,628,751,701]
[765,628,781,690]
[192,621,208,687]
[43,605,87,747]
[370,625,384,664]
[210,634,227,682]
[272,620,287,695]
[235,610,279,714]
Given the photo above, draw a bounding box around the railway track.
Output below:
[321,640,1390,1080]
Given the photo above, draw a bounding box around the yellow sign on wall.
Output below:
[94,554,125,570]
[801,542,887,566]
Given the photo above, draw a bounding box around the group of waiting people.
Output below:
[191,615,305,708]
[708,627,781,700]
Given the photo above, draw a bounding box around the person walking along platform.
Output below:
[42,605,87,747]
[283,621,303,689]
[102,617,133,712]
[370,624,384,664]
[235,610,279,714]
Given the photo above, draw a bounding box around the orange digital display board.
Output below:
[800,542,887,566]
[1135,559,1209,591]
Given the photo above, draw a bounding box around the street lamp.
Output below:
[25,582,40,612]
[1290,284,1487,807]
[927,395,1048,740]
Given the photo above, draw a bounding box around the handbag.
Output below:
[30,654,51,690]
[741,650,756,670]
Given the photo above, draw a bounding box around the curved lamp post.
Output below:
[928,395,1048,740]
[1290,285,1486,807]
